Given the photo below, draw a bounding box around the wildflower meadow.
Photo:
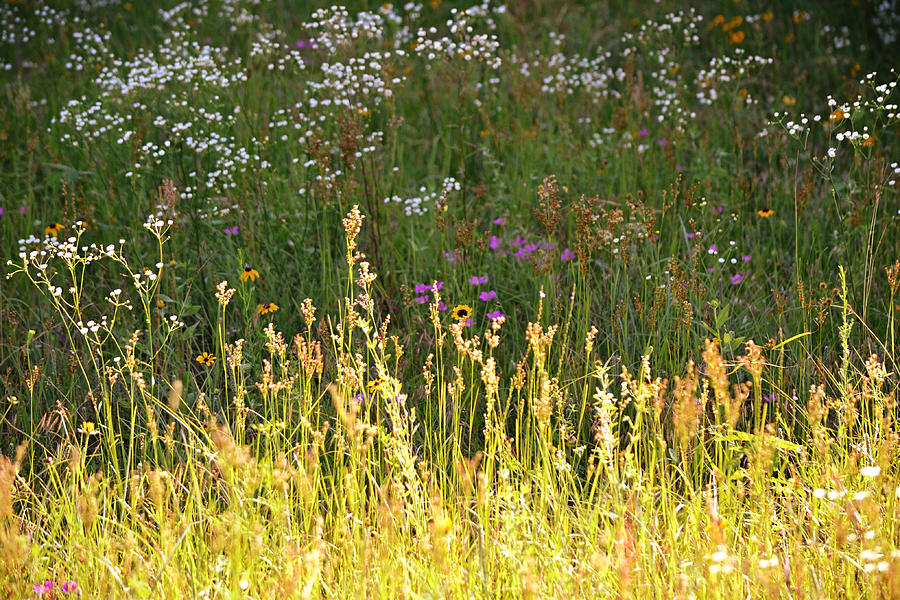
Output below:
[1,0,900,598]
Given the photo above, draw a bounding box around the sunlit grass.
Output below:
[1,1,899,598]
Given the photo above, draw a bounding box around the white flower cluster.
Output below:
[695,49,774,106]
[412,4,505,70]
[384,177,461,216]
[0,5,38,46]
[64,27,114,72]
[143,213,175,236]
[303,5,388,53]
[872,0,900,45]
[158,2,210,27]
[770,72,899,151]
[312,51,406,107]
[76,316,108,335]
[95,31,247,96]
[8,225,118,301]
[510,33,621,102]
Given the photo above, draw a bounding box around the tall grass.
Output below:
[1,0,899,597]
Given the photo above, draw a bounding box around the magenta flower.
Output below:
[731,273,744,285]
[492,216,507,225]
[61,581,78,593]
[489,236,502,251]
[223,225,239,235]
[438,301,447,311]
[510,236,525,247]
[444,251,459,264]
[707,244,718,254]
[486,310,505,321]
[561,247,575,261]
[657,138,666,146]
[741,255,751,262]
[19,205,29,214]
[685,232,696,239]
[33,581,53,595]
[414,295,429,304]
[415,281,443,294]
[707,267,716,273]
[479,290,497,302]
[712,205,724,215]
[639,128,649,137]
[0,207,4,216]
[469,275,488,286]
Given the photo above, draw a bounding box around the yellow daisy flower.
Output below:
[367,378,383,395]
[258,302,279,316]
[240,266,260,282]
[757,208,774,218]
[196,352,216,366]
[451,304,473,322]
[44,222,65,237]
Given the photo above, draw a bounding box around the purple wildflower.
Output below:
[0,207,4,216]
[712,205,724,215]
[486,310,505,321]
[561,247,575,261]
[510,236,525,247]
[19,205,28,214]
[415,281,443,295]
[414,295,429,304]
[657,138,666,146]
[33,581,53,595]
[675,164,685,171]
[61,581,78,594]
[707,267,716,273]
[731,273,744,285]
[708,244,718,254]
[492,216,507,225]
[741,255,751,262]
[478,289,497,302]
[438,301,447,311]
[469,275,488,286]
[639,128,649,137]
[489,235,502,251]
[224,225,239,235]
[685,232,696,239]
[444,251,459,264]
